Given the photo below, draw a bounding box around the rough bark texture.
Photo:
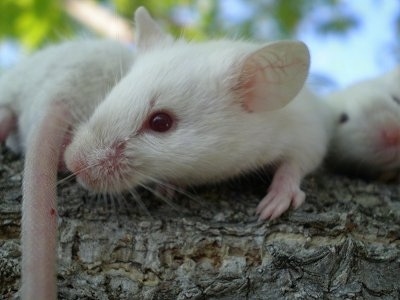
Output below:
[0,145,399,300]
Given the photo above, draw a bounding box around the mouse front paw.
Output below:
[255,162,306,220]
[256,185,305,220]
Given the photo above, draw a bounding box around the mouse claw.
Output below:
[257,187,305,221]
[256,163,306,221]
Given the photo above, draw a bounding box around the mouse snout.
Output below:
[380,126,400,148]
[103,140,127,169]
[65,140,129,192]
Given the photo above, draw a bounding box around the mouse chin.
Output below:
[75,174,135,194]
[371,150,400,171]
[370,126,400,169]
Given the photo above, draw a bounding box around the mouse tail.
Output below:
[20,101,70,299]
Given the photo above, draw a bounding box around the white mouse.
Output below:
[65,7,332,221]
[0,39,134,299]
[0,6,332,298]
[326,67,400,177]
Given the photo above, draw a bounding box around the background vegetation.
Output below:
[1,0,393,48]
[0,0,399,90]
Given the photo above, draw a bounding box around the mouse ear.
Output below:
[134,6,173,52]
[234,41,310,112]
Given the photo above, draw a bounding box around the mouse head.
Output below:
[328,67,400,172]
[64,6,310,193]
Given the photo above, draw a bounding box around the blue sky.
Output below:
[0,41,20,69]
[218,0,399,93]
[298,0,399,92]
[1,1,399,94]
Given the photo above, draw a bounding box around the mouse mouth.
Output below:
[75,171,135,193]
[380,153,400,169]
[370,147,400,170]
[371,125,400,168]
[73,158,136,193]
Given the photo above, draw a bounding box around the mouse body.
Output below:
[0,39,134,154]
[0,39,134,299]
[326,67,400,177]
[65,7,332,220]
[0,7,333,298]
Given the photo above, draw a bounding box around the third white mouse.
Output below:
[327,67,400,177]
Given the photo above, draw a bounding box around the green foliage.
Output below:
[271,0,306,36]
[0,0,392,51]
[317,15,359,35]
[0,0,74,49]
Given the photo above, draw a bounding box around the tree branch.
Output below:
[64,0,134,43]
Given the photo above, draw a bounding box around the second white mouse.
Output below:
[0,39,134,299]
[326,67,400,177]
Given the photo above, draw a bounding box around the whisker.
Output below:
[129,190,152,218]
[94,193,104,215]
[100,193,108,214]
[56,172,77,186]
[110,193,119,219]
[67,160,103,177]
[140,173,201,205]
[117,193,131,215]
[138,182,181,212]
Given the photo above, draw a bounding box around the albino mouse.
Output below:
[326,67,400,177]
[65,7,331,220]
[0,6,331,298]
[0,40,134,298]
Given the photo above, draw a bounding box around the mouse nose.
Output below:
[380,126,400,147]
[66,140,128,192]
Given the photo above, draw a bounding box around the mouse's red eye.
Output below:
[148,111,174,132]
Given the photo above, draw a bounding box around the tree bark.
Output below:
[1,145,399,299]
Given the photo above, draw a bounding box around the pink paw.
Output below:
[256,185,305,220]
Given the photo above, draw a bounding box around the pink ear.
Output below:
[235,41,310,112]
[134,6,173,52]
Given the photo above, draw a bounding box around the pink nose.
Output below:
[65,140,127,191]
[381,127,400,147]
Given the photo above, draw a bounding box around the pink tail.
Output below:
[21,101,70,300]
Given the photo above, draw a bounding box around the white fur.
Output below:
[0,8,332,297]
[65,7,331,206]
[0,39,134,152]
[327,67,400,172]
[0,39,134,299]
